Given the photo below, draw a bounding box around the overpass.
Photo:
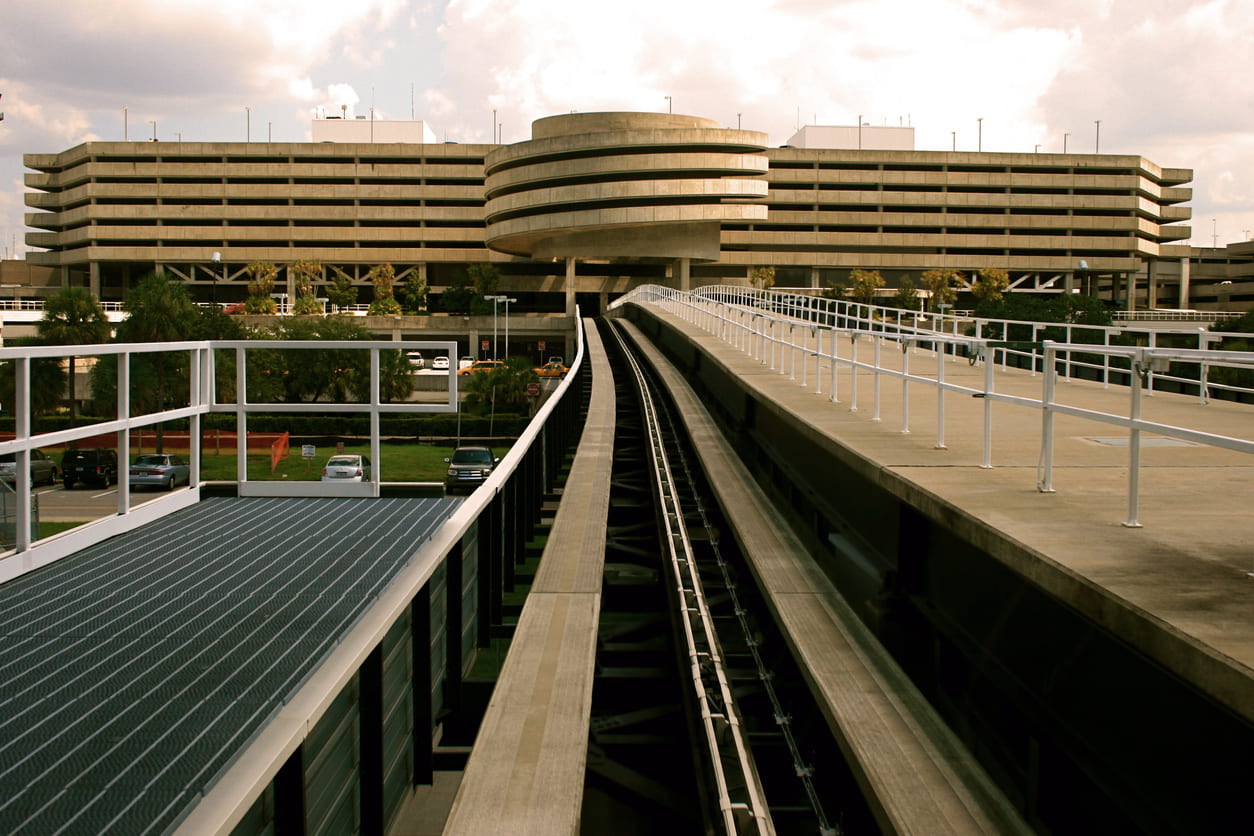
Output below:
[1,292,1253,833]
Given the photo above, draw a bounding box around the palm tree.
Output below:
[37,287,110,418]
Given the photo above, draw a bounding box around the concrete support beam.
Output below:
[565,257,576,317]
[1180,257,1191,309]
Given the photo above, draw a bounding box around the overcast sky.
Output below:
[2,0,1252,261]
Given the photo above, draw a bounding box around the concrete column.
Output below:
[677,257,691,292]
[1147,260,1158,309]
[810,266,820,290]
[1126,271,1136,313]
[89,262,101,298]
[565,257,576,317]
[1179,257,1191,309]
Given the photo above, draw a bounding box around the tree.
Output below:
[971,267,1010,304]
[36,286,110,418]
[821,280,847,301]
[467,263,500,298]
[0,338,66,419]
[920,269,963,312]
[750,266,775,291]
[849,269,885,305]
[109,272,199,451]
[397,270,428,314]
[245,261,279,314]
[367,263,402,315]
[253,316,413,404]
[325,267,358,311]
[462,356,537,415]
[438,274,477,315]
[290,260,323,315]
[893,276,920,311]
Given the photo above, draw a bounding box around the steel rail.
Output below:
[607,323,775,836]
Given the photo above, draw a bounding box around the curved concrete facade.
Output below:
[483,113,768,260]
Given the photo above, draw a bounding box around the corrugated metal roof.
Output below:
[0,495,459,835]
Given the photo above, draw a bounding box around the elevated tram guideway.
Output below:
[610,286,1254,834]
[3,288,1254,834]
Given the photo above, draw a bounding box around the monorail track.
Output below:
[598,319,859,835]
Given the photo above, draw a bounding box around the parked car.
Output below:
[62,448,119,489]
[444,446,498,494]
[432,355,450,370]
[321,454,371,482]
[534,360,568,379]
[547,356,565,366]
[129,453,191,491]
[0,450,59,486]
[407,351,425,369]
[458,356,476,370]
[457,359,505,377]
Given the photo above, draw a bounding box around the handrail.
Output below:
[610,286,1254,527]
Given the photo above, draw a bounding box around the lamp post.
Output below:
[665,95,672,114]
[977,117,983,152]
[503,296,516,360]
[245,106,251,141]
[211,251,222,305]
[1094,120,1100,153]
[1063,132,1069,153]
[487,295,507,359]
[123,105,128,140]
[148,119,156,141]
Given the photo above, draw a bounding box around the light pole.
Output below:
[211,251,222,305]
[858,114,862,149]
[951,131,955,151]
[487,295,508,359]
[977,117,983,152]
[503,296,516,359]
[123,105,128,140]
[148,119,156,141]
[665,95,672,114]
[245,106,251,141]
[1094,120,1100,153]
[1063,132,1069,153]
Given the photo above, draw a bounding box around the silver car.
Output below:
[0,450,59,486]
[321,454,371,482]
[129,453,191,491]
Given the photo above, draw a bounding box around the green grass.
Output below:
[198,441,509,483]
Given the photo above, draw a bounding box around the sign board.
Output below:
[481,339,489,351]
[526,382,540,396]
[538,340,545,351]
[302,445,316,458]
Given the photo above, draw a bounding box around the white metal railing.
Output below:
[0,338,461,582]
[609,285,1254,528]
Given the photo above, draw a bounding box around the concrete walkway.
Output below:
[654,303,1254,724]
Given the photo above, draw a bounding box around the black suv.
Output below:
[444,446,498,495]
[62,448,119,489]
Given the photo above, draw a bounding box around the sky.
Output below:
[2,0,1252,260]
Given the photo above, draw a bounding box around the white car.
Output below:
[458,356,475,370]
[407,351,425,369]
[432,355,450,370]
[321,454,371,482]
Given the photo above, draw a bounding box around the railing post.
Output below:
[789,323,796,380]
[1125,353,1145,527]
[981,344,994,468]
[900,340,910,434]
[935,344,946,449]
[1147,331,1158,396]
[1103,330,1111,388]
[850,333,860,413]
[800,326,808,387]
[813,328,822,395]
[1038,342,1057,493]
[829,327,839,403]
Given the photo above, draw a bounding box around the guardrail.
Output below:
[611,286,1254,528]
[0,337,461,580]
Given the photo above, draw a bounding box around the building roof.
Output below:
[0,495,459,835]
